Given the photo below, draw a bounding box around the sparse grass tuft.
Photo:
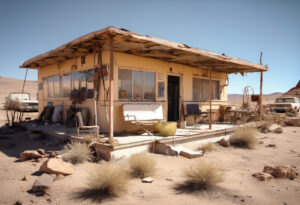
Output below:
[129,152,156,178]
[183,159,223,190]
[199,143,214,153]
[62,141,91,164]
[229,126,258,148]
[86,162,129,196]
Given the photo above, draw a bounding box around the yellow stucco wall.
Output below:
[38,50,228,133]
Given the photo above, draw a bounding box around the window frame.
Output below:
[42,68,97,100]
[118,68,156,101]
[192,77,221,101]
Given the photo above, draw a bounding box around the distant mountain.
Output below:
[0,76,38,104]
[228,92,283,106]
[283,80,300,98]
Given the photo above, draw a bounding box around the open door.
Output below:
[167,75,180,121]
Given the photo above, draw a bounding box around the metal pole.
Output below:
[109,36,114,144]
[209,68,212,129]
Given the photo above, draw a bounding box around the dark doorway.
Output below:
[168,75,180,121]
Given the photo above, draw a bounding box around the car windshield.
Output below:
[276,98,295,103]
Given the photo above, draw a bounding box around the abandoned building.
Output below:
[20,26,268,143]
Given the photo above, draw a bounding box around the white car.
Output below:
[269,97,300,113]
[6,92,38,112]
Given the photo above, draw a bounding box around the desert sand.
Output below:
[0,76,299,204]
[0,126,299,205]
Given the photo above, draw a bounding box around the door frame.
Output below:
[167,73,182,121]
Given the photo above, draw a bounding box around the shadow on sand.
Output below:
[173,180,208,194]
[73,188,114,203]
[0,125,67,158]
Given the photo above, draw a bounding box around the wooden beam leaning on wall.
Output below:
[209,68,212,129]
[109,36,114,144]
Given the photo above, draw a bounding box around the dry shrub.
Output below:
[183,159,223,190]
[199,143,214,153]
[87,162,129,196]
[129,152,156,178]
[229,127,258,148]
[62,141,91,164]
[82,134,94,143]
[260,121,271,133]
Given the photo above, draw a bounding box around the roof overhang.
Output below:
[20,27,268,73]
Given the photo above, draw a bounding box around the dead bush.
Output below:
[62,141,91,164]
[260,121,271,133]
[199,143,214,153]
[229,126,258,148]
[183,159,223,190]
[86,162,129,196]
[129,152,156,178]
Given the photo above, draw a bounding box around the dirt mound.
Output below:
[0,75,38,107]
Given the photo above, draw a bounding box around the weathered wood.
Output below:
[109,36,114,144]
[20,27,268,74]
[260,71,263,120]
[259,52,263,120]
[209,68,212,129]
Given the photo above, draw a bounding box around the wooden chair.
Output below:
[75,112,99,137]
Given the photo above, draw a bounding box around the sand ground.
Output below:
[0,124,299,205]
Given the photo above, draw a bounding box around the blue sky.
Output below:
[0,0,299,94]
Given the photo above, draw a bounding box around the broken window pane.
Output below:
[118,69,132,100]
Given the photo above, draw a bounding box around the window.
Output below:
[86,69,94,98]
[42,68,96,99]
[47,77,54,98]
[144,72,155,100]
[133,71,143,100]
[43,78,48,98]
[44,75,60,98]
[193,78,220,101]
[118,69,132,100]
[118,68,155,101]
[71,70,95,99]
[62,74,71,98]
[72,72,79,91]
[53,76,61,98]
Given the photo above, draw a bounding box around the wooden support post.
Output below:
[109,36,114,144]
[22,68,28,95]
[259,71,263,120]
[259,52,263,121]
[209,68,212,129]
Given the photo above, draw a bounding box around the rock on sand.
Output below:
[40,158,74,176]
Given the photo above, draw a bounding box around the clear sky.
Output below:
[0,0,299,94]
